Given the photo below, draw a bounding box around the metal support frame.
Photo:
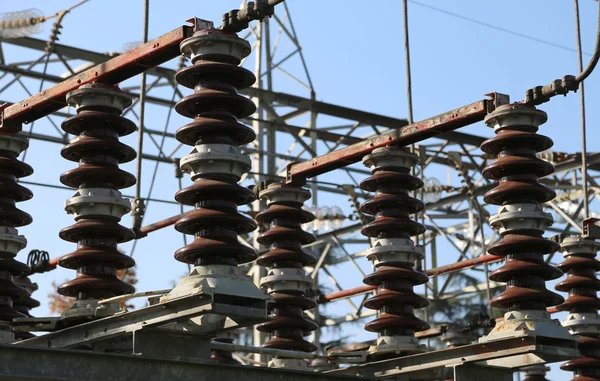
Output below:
[0,3,598,378]
[14,288,268,349]
[285,93,509,184]
[321,254,503,303]
[327,336,578,379]
[0,344,362,381]
[0,25,193,130]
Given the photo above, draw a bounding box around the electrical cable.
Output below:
[574,0,590,219]
[575,0,600,82]
[18,1,90,163]
[133,0,150,230]
[141,88,178,210]
[0,1,90,39]
[524,0,600,104]
[26,249,53,274]
[409,0,592,56]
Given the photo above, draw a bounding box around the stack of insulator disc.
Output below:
[359,146,429,357]
[58,83,136,301]
[0,132,32,328]
[521,365,551,381]
[256,183,317,357]
[172,29,257,269]
[556,236,600,381]
[13,275,38,317]
[210,337,239,365]
[522,374,550,381]
[481,104,563,313]
[440,325,473,349]
[13,275,38,339]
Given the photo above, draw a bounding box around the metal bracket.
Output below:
[583,217,600,239]
[0,102,7,129]
[15,288,268,349]
[327,350,369,364]
[0,102,21,131]
[453,365,513,381]
[13,316,68,333]
[186,17,215,33]
[131,198,146,229]
[523,75,579,105]
[132,328,211,361]
[326,336,578,379]
[484,92,511,113]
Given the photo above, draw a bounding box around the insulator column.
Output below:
[440,325,473,349]
[479,103,573,345]
[556,236,600,381]
[256,183,317,369]
[359,147,429,358]
[13,275,38,340]
[0,131,32,342]
[521,365,550,381]
[165,27,268,335]
[210,334,239,365]
[171,27,257,269]
[58,83,136,321]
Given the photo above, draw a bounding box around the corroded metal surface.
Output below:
[0,25,193,131]
[286,93,509,184]
[320,254,504,303]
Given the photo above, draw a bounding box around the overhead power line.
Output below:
[409,0,591,56]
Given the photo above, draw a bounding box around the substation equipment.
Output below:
[0,1,598,380]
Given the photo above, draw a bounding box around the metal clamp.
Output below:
[524,75,579,105]
[583,217,600,239]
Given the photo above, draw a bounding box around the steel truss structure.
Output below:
[0,1,598,380]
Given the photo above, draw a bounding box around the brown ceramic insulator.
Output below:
[522,375,550,381]
[556,240,600,381]
[481,104,562,312]
[561,338,600,381]
[210,337,239,365]
[12,275,39,318]
[0,142,33,322]
[255,184,318,353]
[12,275,38,340]
[359,148,430,339]
[58,85,136,300]
[173,31,258,268]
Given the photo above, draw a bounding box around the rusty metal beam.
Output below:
[0,37,496,150]
[245,117,478,170]
[0,25,192,131]
[285,93,510,184]
[319,253,504,304]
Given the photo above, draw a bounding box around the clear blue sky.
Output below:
[2,1,599,379]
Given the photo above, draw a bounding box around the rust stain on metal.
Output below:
[286,95,509,184]
[0,25,193,131]
[321,253,506,303]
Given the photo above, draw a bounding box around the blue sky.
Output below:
[2,0,599,379]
